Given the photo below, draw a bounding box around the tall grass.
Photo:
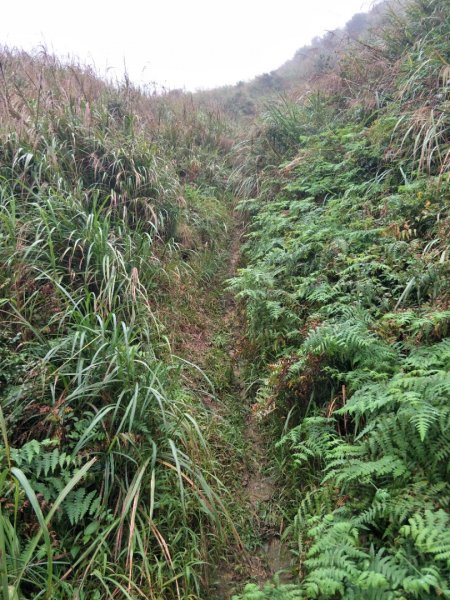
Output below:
[0,49,235,599]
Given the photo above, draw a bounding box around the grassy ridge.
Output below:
[231,0,450,597]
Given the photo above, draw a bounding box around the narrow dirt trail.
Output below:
[213,220,292,598]
[168,213,291,597]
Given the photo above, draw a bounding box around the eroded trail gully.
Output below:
[171,216,291,598]
[212,222,291,598]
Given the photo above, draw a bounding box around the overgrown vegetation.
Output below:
[0,0,449,598]
[0,50,236,599]
[231,0,449,597]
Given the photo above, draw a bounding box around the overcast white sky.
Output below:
[1,0,375,91]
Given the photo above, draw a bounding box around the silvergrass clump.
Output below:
[0,48,236,600]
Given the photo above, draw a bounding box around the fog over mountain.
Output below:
[1,0,375,89]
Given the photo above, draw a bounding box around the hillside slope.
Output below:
[0,50,239,599]
[230,0,450,597]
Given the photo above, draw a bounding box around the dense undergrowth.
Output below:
[231,0,450,597]
[0,51,236,599]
